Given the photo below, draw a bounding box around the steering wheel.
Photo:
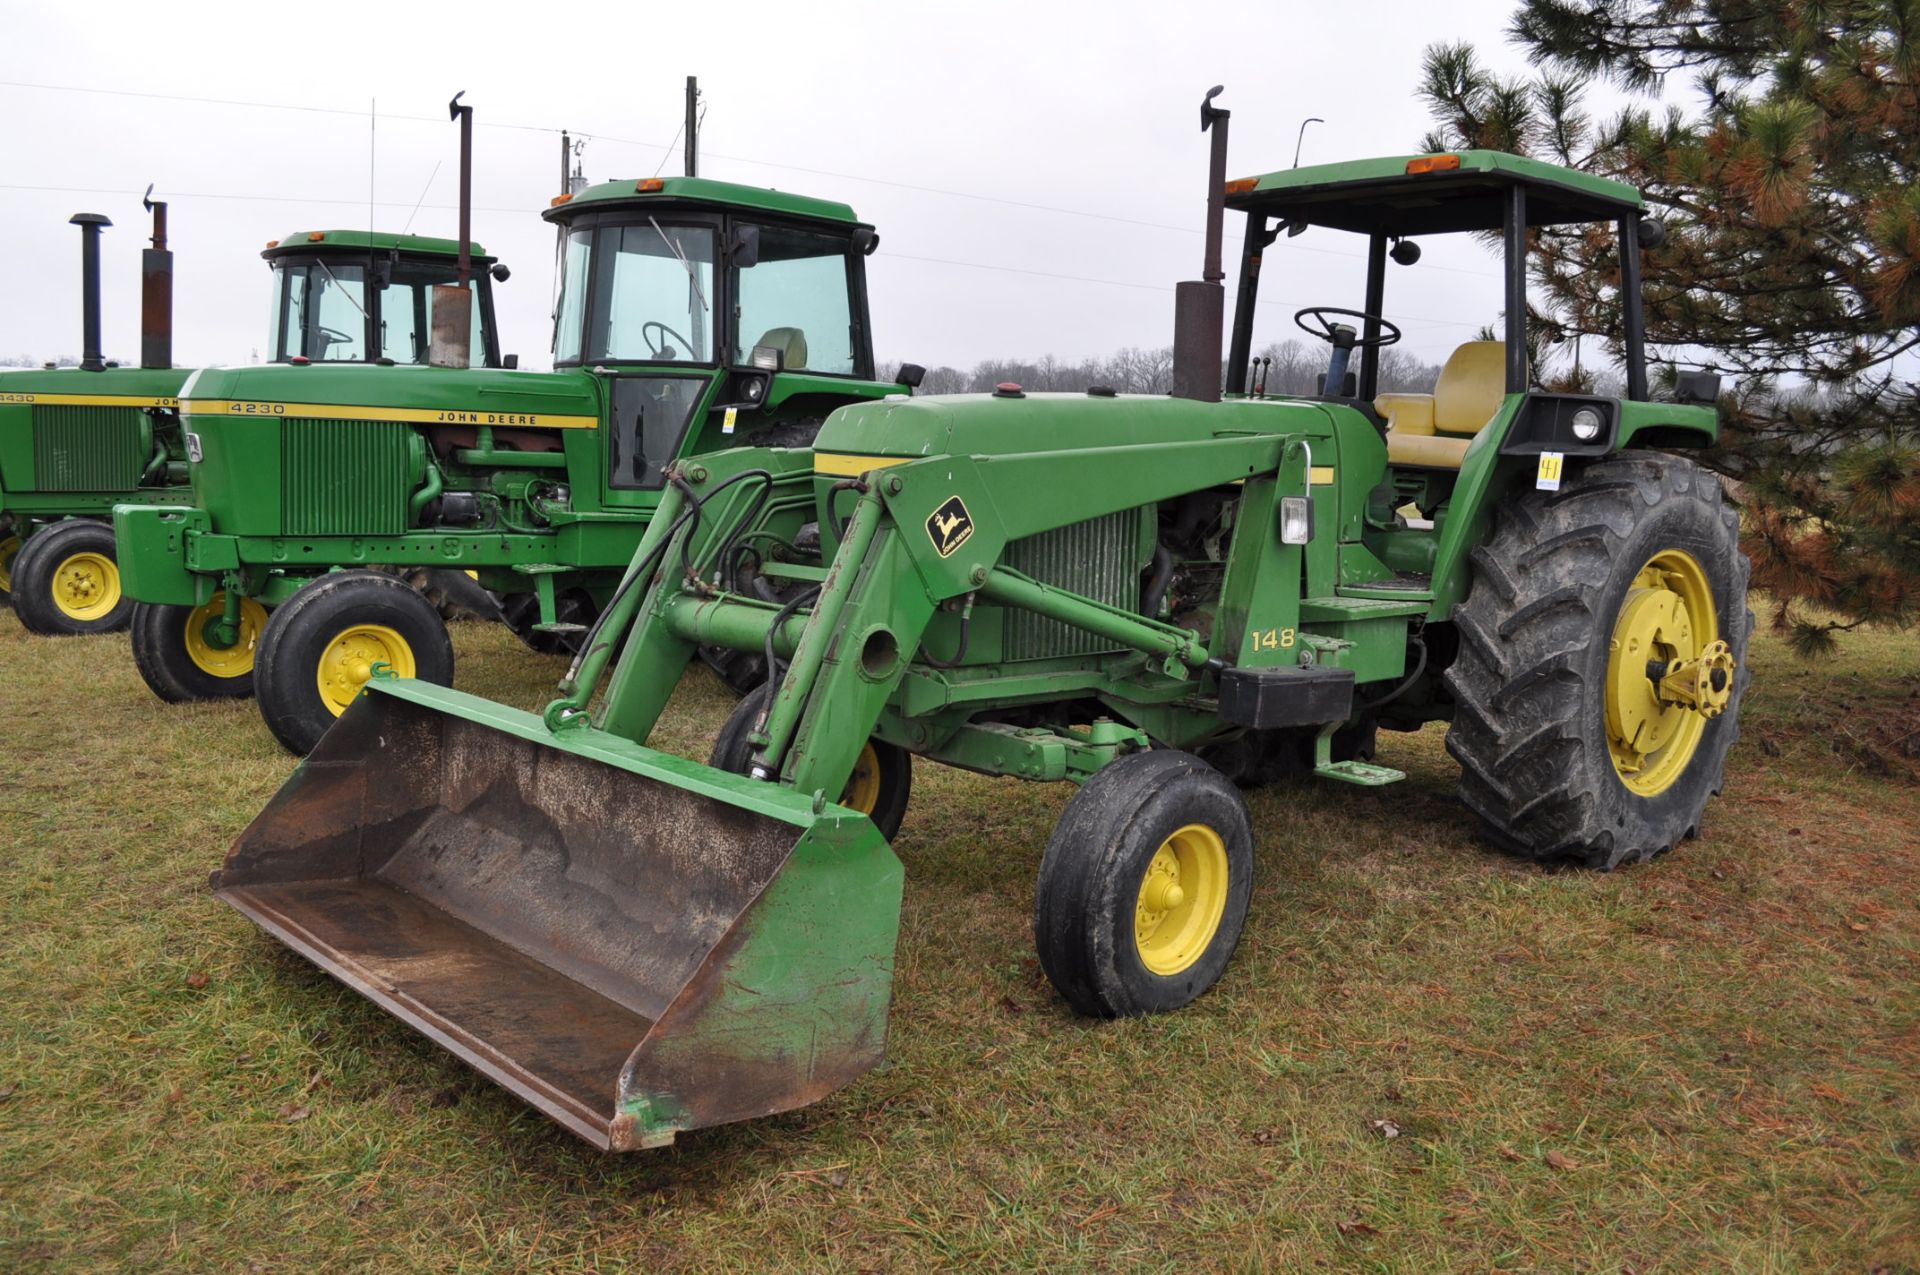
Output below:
[1293,307,1402,349]
[315,324,357,350]
[641,320,696,361]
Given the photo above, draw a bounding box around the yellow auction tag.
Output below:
[1536,450,1564,491]
[722,406,739,436]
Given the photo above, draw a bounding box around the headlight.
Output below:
[1279,495,1313,545]
[1570,407,1604,441]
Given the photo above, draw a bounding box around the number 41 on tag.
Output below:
[1535,451,1565,492]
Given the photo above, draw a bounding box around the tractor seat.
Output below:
[1376,340,1510,469]
[754,326,809,371]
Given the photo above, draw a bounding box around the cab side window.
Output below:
[732,226,857,375]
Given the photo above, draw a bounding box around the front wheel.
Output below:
[253,570,454,754]
[0,530,22,604]
[709,683,912,840]
[131,594,269,703]
[1034,750,1254,1018]
[9,519,132,635]
[1444,452,1751,869]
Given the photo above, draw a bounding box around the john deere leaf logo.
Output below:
[926,496,974,558]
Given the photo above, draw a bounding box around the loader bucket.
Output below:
[214,678,904,1150]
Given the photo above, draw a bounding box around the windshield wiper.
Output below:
[650,217,709,314]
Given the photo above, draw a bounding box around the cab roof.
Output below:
[262,230,491,260]
[544,175,860,226]
[1225,149,1643,236]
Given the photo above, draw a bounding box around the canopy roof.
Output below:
[1225,150,1643,236]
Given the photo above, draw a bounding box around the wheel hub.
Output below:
[1133,824,1228,976]
[50,551,121,621]
[185,594,268,679]
[1605,551,1729,796]
[315,624,416,716]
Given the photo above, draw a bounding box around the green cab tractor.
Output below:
[116,176,914,752]
[214,92,1749,1151]
[0,201,489,635]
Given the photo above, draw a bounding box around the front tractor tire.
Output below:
[710,684,913,840]
[131,594,270,703]
[1035,750,1254,1018]
[0,529,22,604]
[1444,452,1751,870]
[9,519,133,636]
[254,570,455,755]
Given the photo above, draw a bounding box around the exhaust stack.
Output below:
[430,91,475,369]
[140,186,173,370]
[69,212,111,372]
[1171,87,1230,403]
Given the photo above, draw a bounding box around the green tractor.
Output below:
[213,92,1749,1150]
[116,174,915,752]
[0,198,493,635]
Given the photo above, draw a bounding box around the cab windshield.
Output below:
[267,255,487,364]
[553,222,717,365]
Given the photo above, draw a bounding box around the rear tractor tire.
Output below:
[131,593,270,703]
[1034,750,1254,1018]
[254,570,455,755]
[9,519,133,636]
[709,683,913,840]
[1444,452,1751,870]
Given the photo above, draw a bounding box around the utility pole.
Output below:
[684,76,699,177]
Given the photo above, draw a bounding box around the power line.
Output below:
[0,77,1504,280]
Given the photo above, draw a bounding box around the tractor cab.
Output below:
[261,231,507,367]
[1219,150,1718,586]
[545,177,887,503]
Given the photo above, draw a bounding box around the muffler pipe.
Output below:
[140,186,173,370]
[1172,87,1230,402]
[69,212,111,372]
[430,91,475,369]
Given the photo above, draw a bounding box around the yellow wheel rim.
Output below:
[314,623,415,716]
[1606,549,1716,796]
[0,534,20,593]
[50,550,121,621]
[841,742,883,815]
[1134,823,1230,977]
[183,593,269,679]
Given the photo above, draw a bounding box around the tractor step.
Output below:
[1313,758,1406,786]
[531,621,589,634]
[1338,573,1433,602]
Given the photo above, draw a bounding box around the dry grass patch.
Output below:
[1,614,1915,1271]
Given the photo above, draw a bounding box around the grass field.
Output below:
[2,613,1916,1272]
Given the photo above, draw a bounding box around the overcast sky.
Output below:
[2,0,1548,375]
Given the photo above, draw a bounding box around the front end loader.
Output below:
[218,92,1749,1149]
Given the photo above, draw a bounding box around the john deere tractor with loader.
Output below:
[0,198,499,635]
[115,172,914,752]
[213,90,1748,1152]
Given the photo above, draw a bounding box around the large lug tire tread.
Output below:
[1442,451,1753,870]
[9,519,132,636]
[709,683,912,840]
[1034,750,1254,1019]
[130,601,259,703]
[253,569,455,755]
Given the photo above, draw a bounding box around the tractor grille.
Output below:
[1001,507,1145,661]
[280,419,412,536]
[33,405,147,491]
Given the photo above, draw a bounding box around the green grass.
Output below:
[1,614,1915,1272]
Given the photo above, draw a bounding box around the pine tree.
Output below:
[1420,1,1918,651]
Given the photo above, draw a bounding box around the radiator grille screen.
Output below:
[280,419,412,536]
[32,405,147,491]
[1000,508,1145,661]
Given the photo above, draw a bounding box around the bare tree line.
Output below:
[885,339,1448,398]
